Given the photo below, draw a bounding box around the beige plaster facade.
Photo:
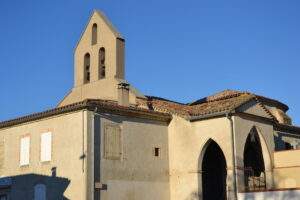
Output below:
[0,111,89,199]
[1,9,300,200]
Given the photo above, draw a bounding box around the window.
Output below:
[104,124,121,160]
[92,23,97,45]
[84,53,90,83]
[99,47,105,79]
[34,184,46,200]
[20,136,30,166]
[41,132,52,162]
[154,147,160,157]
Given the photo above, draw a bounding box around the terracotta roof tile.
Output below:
[137,90,279,121]
[0,99,171,129]
[1,90,286,128]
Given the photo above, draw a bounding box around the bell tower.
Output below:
[58,10,143,107]
[74,10,125,87]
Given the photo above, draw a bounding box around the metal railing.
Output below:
[244,167,266,191]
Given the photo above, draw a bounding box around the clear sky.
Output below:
[0,0,299,125]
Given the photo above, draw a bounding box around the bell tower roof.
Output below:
[75,10,124,51]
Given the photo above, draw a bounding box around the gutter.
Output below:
[189,111,229,122]
[93,108,103,200]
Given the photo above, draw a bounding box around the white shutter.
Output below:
[41,132,52,162]
[20,136,30,166]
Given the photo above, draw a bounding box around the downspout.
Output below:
[82,110,85,172]
[93,107,102,200]
[226,112,238,200]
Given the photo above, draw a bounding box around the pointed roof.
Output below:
[94,10,123,39]
[74,10,124,51]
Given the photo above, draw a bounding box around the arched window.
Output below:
[92,23,97,45]
[99,47,105,79]
[34,184,46,200]
[84,53,91,83]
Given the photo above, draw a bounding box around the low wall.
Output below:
[274,149,300,168]
[273,150,300,188]
[238,189,300,200]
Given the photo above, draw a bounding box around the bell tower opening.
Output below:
[92,23,98,45]
[99,47,105,79]
[84,53,91,84]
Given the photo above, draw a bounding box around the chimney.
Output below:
[118,83,130,106]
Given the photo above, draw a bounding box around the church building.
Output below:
[0,10,300,200]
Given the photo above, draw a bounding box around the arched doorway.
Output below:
[243,128,266,191]
[202,140,227,200]
[34,183,46,200]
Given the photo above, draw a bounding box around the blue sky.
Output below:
[0,0,300,125]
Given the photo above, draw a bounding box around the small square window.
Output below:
[154,147,160,157]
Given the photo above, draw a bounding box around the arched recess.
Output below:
[98,47,106,79]
[199,139,227,200]
[243,127,272,191]
[34,183,46,200]
[92,23,98,45]
[84,53,91,83]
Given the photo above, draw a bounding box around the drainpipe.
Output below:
[93,108,102,200]
[226,112,238,200]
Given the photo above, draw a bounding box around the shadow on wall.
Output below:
[1,173,70,200]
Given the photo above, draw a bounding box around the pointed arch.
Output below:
[243,126,271,191]
[84,53,91,83]
[199,139,227,200]
[98,47,106,79]
[92,23,98,45]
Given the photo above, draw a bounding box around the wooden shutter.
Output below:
[20,136,30,166]
[41,132,52,162]
[104,124,121,160]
